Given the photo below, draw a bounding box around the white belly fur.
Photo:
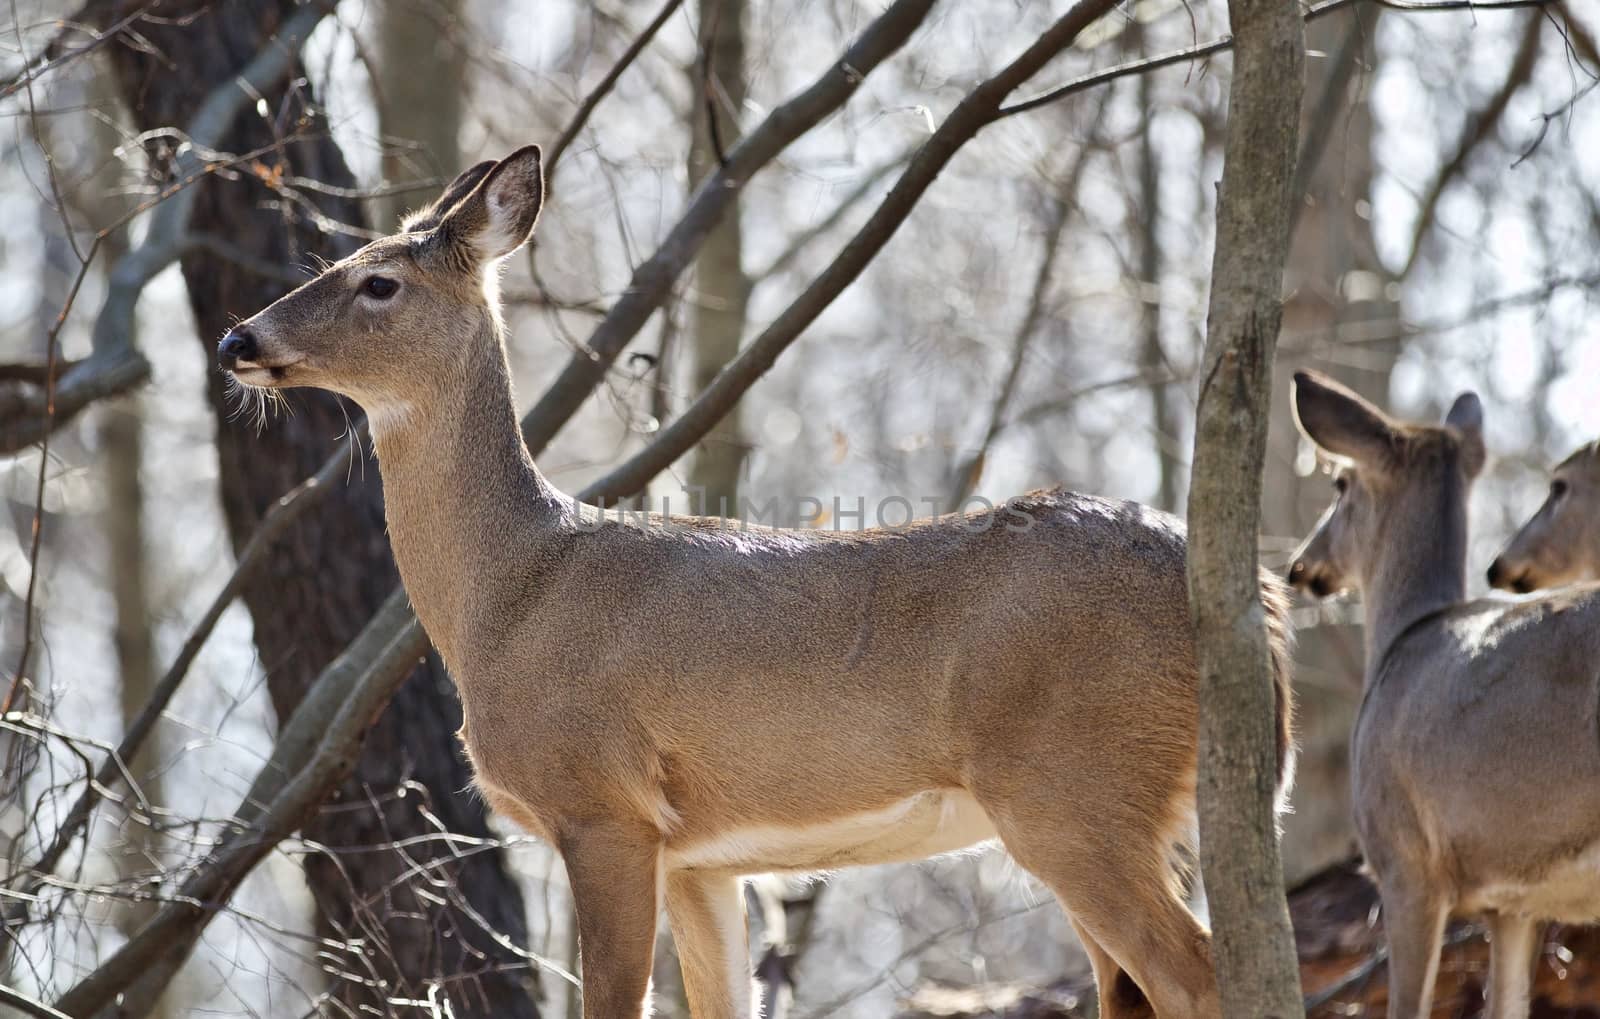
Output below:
[665,790,998,874]
[1465,840,1600,922]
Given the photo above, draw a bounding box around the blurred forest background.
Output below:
[0,0,1595,1016]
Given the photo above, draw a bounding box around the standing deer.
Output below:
[1286,371,1600,1019]
[1488,440,1600,593]
[219,146,1296,1019]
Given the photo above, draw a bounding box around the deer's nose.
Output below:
[1487,558,1507,590]
[218,326,259,370]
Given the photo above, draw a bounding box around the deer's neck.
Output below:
[1359,475,1469,681]
[369,322,569,669]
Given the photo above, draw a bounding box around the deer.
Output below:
[1488,440,1600,594]
[218,145,1296,1019]
[1285,371,1600,1019]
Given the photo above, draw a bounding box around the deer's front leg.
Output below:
[563,822,663,1019]
[1485,912,1538,1019]
[666,870,754,1019]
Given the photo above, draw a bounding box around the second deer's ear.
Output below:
[402,160,498,233]
[1292,371,1397,466]
[1446,391,1486,478]
[438,145,544,265]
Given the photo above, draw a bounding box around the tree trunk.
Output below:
[1185,0,1306,1014]
[1135,31,1178,515]
[375,0,466,229]
[684,0,751,513]
[107,4,538,1015]
[100,392,180,1019]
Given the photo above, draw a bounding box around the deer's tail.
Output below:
[1259,567,1297,813]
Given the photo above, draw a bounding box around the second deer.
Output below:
[1489,441,1600,593]
[218,146,1295,1019]
[1287,371,1600,1019]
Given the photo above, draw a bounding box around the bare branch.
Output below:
[997,0,1555,121]
[0,4,156,101]
[0,2,335,457]
[0,983,74,1019]
[752,147,914,282]
[519,0,938,459]
[545,0,685,185]
[588,0,1122,502]
[1401,13,1543,276]
[5,428,366,904]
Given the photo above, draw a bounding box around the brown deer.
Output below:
[1489,441,1600,593]
[219,146,1295,1019]
[1286,371,1600,1019]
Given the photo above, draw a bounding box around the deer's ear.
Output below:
[402,160,498,233]
[1292,371,1397,465]
[437,145,544,264]
[1446,391,1486,478]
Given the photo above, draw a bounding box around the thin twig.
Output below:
[1401,12,1543,275]
[520,0,938,459]
[997,0,1556,120]
[543,0,685,184]
[589,0,1122,501]
[0,983,74,1019]
[6,426,365,897]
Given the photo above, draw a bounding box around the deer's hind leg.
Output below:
[978,790,1217,1018]
[1069,917,1156,1019]
[665,869,755,1019]
[1375,876,1449,1019]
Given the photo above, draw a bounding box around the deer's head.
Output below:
[218,145,544,417]
[1286,371,1485,599]
[1488,441,1600,593]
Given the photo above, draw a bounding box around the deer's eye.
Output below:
[1333,475,1349,495]
[363,276,399,300]
[1551,479,1569,500]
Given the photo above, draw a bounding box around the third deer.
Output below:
[1287,371,1600,1019]
[1489,440,1600,593]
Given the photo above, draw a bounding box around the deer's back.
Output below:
[458,489,1207,846]
[1354,584,1600,917]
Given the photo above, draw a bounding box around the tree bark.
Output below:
[685,0,751,512]
[106,4,538,1016]
[1134,25,1178,515]
[375,0,466,229]
[1185,0,1306,1014]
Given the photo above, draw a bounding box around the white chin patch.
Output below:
[230,365,274,386]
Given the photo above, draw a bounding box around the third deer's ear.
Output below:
[1291,371,1397,466]
[1445,391,1486,478]
[437,145,545,265]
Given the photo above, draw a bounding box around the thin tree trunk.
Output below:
[375,0,466,230]
[685,0,751,513]
[1135,36,1178,514]
[1185,0,1305,1014]
[107,4,538,1016]
[99,391,177,1019]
